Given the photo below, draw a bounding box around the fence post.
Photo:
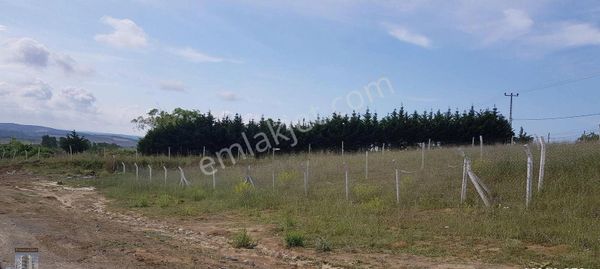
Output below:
[178,166,190,187]
[163,166,167,184]
[134,163,139,180]
[420,142,425,170]
[524,145,533,208]
[37,147,40,159]
[466,161,491,207]
[460,158,468,203]
[344,162,349,201]
[479,135,483,158]
[365,151,369,179]
[25,150,28,160]
[168,147,171,159]
[428,139,431,150]
[212,166,216,190]
[472,137,475,147]
[121,162,126,173]
[395,168,400,205]
[148,164,152,181]
[341,141,344,157]
[538,136,546,192]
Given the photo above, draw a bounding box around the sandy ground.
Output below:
[0,167,516,268]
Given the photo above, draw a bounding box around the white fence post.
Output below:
[37,147,40,159]
[178,166,190,187]
[25,150,28,160]
[538,136,546,192]
[212,167,216,190]
[341,141,344,157]
[466,160,491,207]
[148,164,152,181]
[121,162,126,173]
[365,151,369,179]
[134,163,139,180]
[395,168,400,205]
[163,166,167,184]
[524,145,533,208]
[420,142,425,170]
[344,162,349,201]
[460,158,468,203]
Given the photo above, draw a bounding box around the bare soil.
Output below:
[0,167,516,268]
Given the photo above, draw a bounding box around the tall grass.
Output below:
[19,143,600,267]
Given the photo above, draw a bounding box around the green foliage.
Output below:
[284,231,305,248]
[577,131,599,143]
[130,195,149,208]
[156,194,174,208]
[352,183,381,202]
[41,135,58,148]
[59,131,91,153]
[514,127,534,144]
[231,229,257,249]
[135,106,513,155]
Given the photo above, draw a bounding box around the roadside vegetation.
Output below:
[2,142,599,268]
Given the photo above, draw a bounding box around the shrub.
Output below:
[284,231,305,248]
[231,229,257,249]
[352,183,381,202]
[131,195,149,208]
[315,237,332,252]
[234,181,253,195]
[190,188,207,201]
[156,194,173,208]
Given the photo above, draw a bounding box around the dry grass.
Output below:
[12,142,600,268]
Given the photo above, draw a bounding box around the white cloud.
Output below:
[530,22,600,49]
[95,16,148,48]
[20,80,53,100]
[168,47,227,63]
[159,80,186,92]
[217,91,240,101]
[1,37,92,75]
[4,38,50,68]
[55,88,97,113]
[52,53,94,75]
[386,25,432,48]
[481,9,533,44]
[0,25,6,32]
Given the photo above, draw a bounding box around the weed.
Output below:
[285,231,305,248]
[231,229,257,249]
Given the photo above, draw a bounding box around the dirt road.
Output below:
[0,167,515,268]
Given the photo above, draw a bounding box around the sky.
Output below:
[1,0,600,141]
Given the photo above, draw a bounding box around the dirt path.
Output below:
[0,168,516,268]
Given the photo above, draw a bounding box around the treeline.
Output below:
[134,107,513,156]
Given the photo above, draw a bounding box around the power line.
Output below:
[522,71,600,93]
[514,112,600,121]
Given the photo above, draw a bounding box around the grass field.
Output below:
[6,142,600,268]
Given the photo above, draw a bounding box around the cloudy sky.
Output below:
[1,0,600,140]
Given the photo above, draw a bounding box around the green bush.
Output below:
[231,229,257,249]
[156,194,173,208]
[284,231,305,248]
[130,195,149,208]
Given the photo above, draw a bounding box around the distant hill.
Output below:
[0,123,139,148]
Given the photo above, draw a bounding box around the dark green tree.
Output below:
[59,131,91,153]
[514,127,533,144]
[40,135,58,148]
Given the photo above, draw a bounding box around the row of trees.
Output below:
[2,132,122,158]
[134,107,515,156]
[41,131,91,153]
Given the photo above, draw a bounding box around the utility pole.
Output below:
[504,92,519,128]
[505,92,519,144]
